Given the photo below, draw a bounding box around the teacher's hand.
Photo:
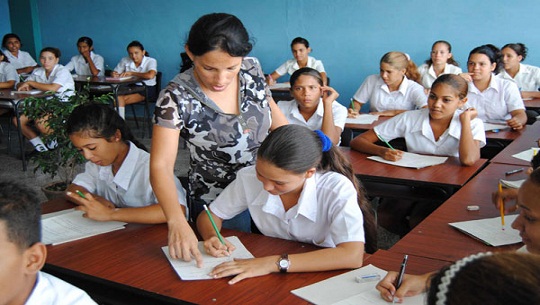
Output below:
[167,221,203,267]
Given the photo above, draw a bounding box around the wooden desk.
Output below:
[490,121,540,166]
[72,75,145,108]
[364,250,449,275]
[43,199,347,305]
[524,98,540,111]
[390,163,524,262]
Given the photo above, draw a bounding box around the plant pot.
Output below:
[41,181,68,201]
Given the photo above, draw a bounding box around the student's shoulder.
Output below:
[316,171,356,194]
[29,271,97,305]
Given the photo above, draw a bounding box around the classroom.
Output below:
[1,1,540,304]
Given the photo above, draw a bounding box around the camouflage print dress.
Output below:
[154,57,272,204]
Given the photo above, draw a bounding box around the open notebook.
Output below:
[449,215,521,247]
[345,114,379,125]
[367,152,448,169]
[512,148,539,162]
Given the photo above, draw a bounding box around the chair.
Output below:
[130,71,162,138]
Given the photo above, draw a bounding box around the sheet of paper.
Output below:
[367,152,448,169]
[449,214,521,246]
[512,148,539,162]
[500,179,526,189]
[10,90,42,95]
[291,264,425,305]
[162,236,254,280]
[483,122,509,131]
[345,114,379,125]
[42,209,127,245]
[269,83,290,89]
[105,76,134,81]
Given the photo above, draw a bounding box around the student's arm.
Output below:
[370,109,407,117]
[268,96,289,130]
[17,80,61,92]
[81,51,101,77]
[506,109,527,130]
[121,69,156,80]
[458,108,481,166]
[320,72,328,86]
[197,209,237,257]
[520,91,540,99]
[266,71,281,85]
[348,99,365,117]
[0,80,15,89]
[65,184,114,208]
[492,188,520,214]
[320,86,342,145]
[150,124,203,266]
[376,271,434,303]
[350,129,403,161]
[16,65,37,74]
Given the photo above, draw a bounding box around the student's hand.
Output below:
[376,271,430,303]
[111,71,120,78]
[203,236,236,257]
[209,256,277,285]
[266,75,275,86]
[459,107,477,122]
[167,221,204,267]
[380,148,403,161]
[370,110,399,117]
[68,192,116,221]
[81,49,91,60]
[120,71,133,77]
[18,82,31,91]
[347,108,359,118]
[491,188,520,213]
[506,117,524,130]
[458,73,474,82]
[321,86,339,105]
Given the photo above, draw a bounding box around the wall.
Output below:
[0,0,10,35]
[12,0,540,106]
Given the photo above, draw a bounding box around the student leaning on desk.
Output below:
[0,180,97,305]
[196,125,377,284]
[375,168,540,303]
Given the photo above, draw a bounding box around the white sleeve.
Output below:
[352,75,376,104]
[373,112,408,142]
[114,57,127,73]
[504,80,526,112]
[410,83,428,108]
[5,63,18,83]
[274,60,290,76]
[332,102,348,130]
[313,59,326,73]
[146,57,158,72]
[209,169,251,220]
[93,54,105,75]
[71,162,99,193]
[470,118,486,148]
[327,177,365,245]
[64,57,76,72]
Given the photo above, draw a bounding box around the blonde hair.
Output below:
[380,51,421,84]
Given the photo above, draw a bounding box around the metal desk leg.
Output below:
[13,100,27,171]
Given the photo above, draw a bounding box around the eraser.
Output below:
[355,273,381,283]
[466,205,480,211]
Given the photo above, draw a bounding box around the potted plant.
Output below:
[22,86,113,199]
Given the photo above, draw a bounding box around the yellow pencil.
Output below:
[498,182,505,230]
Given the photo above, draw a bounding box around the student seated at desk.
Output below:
[463,44,527,129]
[197,125,377,284]
[375,168,540,303]
[15,47,75,154]
[350,51,426,117]
[277,67,347,145]
[65,103,187,224]
[111,40,157,119]
[0,50,18,88]
[64,36,105,77]
[1,33,38,75]
[418,40,462,89]
[350,74,485,166]
[0,180,97,305]
[266,37,327,86]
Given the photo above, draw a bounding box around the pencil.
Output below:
[350,98,356,112]
[75,190,87,199]
[376,133,395,151]
[392,254,408,304]
[498,182,505,230]
[203,204,227,247]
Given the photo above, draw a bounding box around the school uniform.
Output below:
[25,271,97,305]
[498,63,540,92]
[0,61,19,87]
[25,64,75,98]
[374,108,486,157]
[275,56,325,76]
[3,49,37,71]
[466,75,525,122]
[72,141,187,209]
[278,98,348,134]
[64,51,105,76]
[353,74,427,112]
[418,63,462,89]
[113,56,157,86]
[210,166,365,247]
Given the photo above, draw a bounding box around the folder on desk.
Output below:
[449,215,521,247]
[345,114,379,125]
[367,152,447,169]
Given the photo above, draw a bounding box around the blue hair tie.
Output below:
[314,130,332,152]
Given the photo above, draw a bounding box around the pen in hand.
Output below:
[376,133,395,151]
[203,204,229,255]
[498,182,505,230]
[75,190,87,199]
[393,254,408,304]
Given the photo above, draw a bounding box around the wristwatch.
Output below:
[276,253,290,273]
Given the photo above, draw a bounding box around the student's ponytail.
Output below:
[381,51,421,84]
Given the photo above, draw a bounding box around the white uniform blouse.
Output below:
[113,56,157,86]
[275,56,325,77]
[3,49,37,71]
[0,61,19,87]
[374,108,486,157]
[278,98,348,132]
[64,51,105,76]
[498,63,540,92]
[210,166,365,247]
[418,63,462,89]
[353,74,427,112]
[25,64,75,98]
[25,271,97,305]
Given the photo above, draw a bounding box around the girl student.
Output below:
[350,74,485,166]
[350,51,426,117]
[0,50,18,89]
[111,40,157,119]
[64,36,105,77]
[499,43,540,99]
[464,44,527,129]
[65,103,187,224]
[15,47,75,153]
[196,124,377,284]
[1,33,38,75]
[376,168,540,303]
[266,37,328,86]
[277,67,347,145]
[417,40,462,89]
[150,13,288,266]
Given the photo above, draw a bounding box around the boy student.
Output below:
[0,180,97,305]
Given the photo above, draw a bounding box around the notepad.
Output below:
[345,114,379,125]
[500,179,526,189]
[10,90,42,95]
[42,209,127,245]
[269,83,290,89]
[292,264,425,305]
[162,236,254,280]
[105,76,134,81]
[449,215,521,246]
[483,122,508,132]
[512,148,539,162]
[367,152,448,169]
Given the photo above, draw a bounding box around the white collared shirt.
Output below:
[278,97,347,132]
[0,61,19,87]
[466,75,525,122]
[210,166,365,247]
[113,56,157,86]
[25,271,97,305]
[3,49,37,71]
[374,108,486,157]
[418,63,462,89]
[64,51,105,76]
[353,74,427,112]
[25,64,75,97]
[72,142,186,208]
[498,63,540,92]
[275,56,325,76]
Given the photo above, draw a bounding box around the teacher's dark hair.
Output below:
[468,44,503,74]
[258,125,377,253]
